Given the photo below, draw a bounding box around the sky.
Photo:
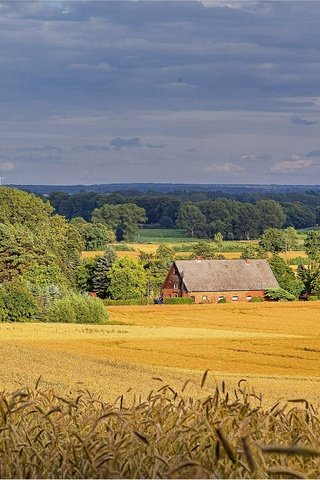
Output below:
[1,0,320,185]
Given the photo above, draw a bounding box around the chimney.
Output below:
[195,256,202,263]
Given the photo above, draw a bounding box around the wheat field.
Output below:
[1,303,319,406]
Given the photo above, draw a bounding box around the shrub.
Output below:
[103,298,147,306]
[249,296,265,303]
[113,243,135,251]
[264,288,296,302]
[165,297,194,304]
[45,293,109,324]
[288,256,309,265]
[307,295,320,301]
[0,280,41,322]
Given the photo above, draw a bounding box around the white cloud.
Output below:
[204,162,242,173]
[271,155,313,173]
[0,161,16,171]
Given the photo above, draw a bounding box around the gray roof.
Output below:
[175,259,279,292]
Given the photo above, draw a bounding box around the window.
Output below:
[246,296,252,302]
[218,296,226,303]
[202,295,208,301]
[173,283,179,289]
[232,295,239,301]
[191,296,195,302]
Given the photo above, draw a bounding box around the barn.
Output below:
[162,259,279,303]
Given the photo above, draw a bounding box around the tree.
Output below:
[213,232,224,250]
[305,231,320,260]
[240,245,267,259]
[234,203,260,240]
[283,202,316,229]
[92,247,116,298]
[259,228,286,253]
[269,255,304,297]
[257,200,286,232]
[142,244,175,299]
[76,256,100,293]
[108,257,147,300]
[0,223,48,283]
[192,240,217,259]
[71,217,115,250]
[0,279,41,322]
[0,188,84,288]
[176,203,206,237]
[283,227,299,251]
[92,203,147,241]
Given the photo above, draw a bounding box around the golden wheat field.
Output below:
[81,246,307,261]
[1,303,319,406]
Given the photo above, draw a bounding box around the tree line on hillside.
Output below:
[48,190,320,240]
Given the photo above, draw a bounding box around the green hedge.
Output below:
[164,297,194,304]
[103,298,147,306]
[249,296,265,303]
[45,293,109,324]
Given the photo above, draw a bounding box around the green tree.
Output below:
[0,188,84,288]
[192,240,217,259]
[269,255,304,297]
[0,223,49,283]
[234,203,260,240]
[92,203,147,241]
[176,203,206,237]
[0,187,53,230]
[0,279,41,322]
[305,231,320,260]
[92,247,116,298]
[76,256,100,293]
[108,257,147,301]
[71,217,115,250]
[240,245,267,259]
[257,200,286,232]
[259,228,286,253]
[213,232,224,250]
[283,227,299,251]
[140,244,174,299]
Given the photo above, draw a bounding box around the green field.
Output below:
[136,228,203,243]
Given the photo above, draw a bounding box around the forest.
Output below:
[47,188,320,240]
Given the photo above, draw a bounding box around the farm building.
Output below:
[162,259,279,303]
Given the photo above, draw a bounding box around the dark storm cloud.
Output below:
[1,1,320,183]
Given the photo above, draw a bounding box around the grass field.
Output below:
[137,228,201,243]
[1,303,319,406]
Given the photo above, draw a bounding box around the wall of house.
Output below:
[186,290,265,303]
[162,288,265,303]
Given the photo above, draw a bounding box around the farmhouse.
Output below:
[162,259,279,303]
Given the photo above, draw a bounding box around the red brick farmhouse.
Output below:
[162,259,279,303]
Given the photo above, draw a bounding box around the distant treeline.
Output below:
[48,189,320,240]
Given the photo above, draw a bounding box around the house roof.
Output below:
[174,259,279,292]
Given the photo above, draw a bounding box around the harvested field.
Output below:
[1,303,319,406]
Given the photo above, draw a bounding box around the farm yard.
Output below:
[1,302,320,405]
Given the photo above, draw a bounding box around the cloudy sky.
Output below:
[1,1,320,185]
